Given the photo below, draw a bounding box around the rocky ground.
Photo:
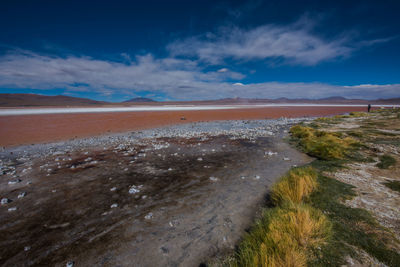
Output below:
[313,111,400,266]
[0,118,311,267]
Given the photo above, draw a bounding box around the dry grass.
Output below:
[233,203,331,267]
[230,167,330,267]
[271,167,318,205]
[290,125,356,160]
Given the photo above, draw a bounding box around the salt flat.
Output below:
[1,104,397,116]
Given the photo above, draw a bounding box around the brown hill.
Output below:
[0,94,107,107]
[0,93,399,107]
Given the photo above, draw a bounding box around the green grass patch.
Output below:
[307,171,400,267]
[382,180,400,193]
[290,125,357,160]
[349,112,368,117]
[377,154,396,169]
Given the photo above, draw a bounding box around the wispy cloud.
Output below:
[167,16,393,66]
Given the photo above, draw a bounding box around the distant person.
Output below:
[368,104,371,112]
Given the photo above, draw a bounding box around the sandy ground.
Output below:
[0,106,367,147]
[0,119,311,266]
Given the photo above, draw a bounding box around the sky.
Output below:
[0,0,399,102]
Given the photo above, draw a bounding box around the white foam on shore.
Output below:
[0,104,398,116]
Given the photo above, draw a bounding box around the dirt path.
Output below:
[0,120,311,266]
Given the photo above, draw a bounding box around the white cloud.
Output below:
[0,50,399,100]
[167,18,355,66]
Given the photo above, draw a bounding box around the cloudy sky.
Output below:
[0,0,399,101]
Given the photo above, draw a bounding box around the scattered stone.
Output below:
[1,198,11,205]
[209,176,218,182]
[197,157,203,161]
[52,190,57,193]
[8,207,17,212]
[283,157,290,161]
[24,246,31,251]
[18,192,27,198]
[110,203,118,208]
[254,175,261,180]
[168,168,173,171]
[129,185,141,194]
[144,212,153,220]
[8,179,22,185]
[110,187,117,192]
[265,151,277,156]
[66,261,74,267]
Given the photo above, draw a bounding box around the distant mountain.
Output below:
[123,97,156,103]
[0,94,107,107]
[0,93,399,107]
[318,96,347,101]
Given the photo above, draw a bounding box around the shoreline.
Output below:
[0,106,370,147]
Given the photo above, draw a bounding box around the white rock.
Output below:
[1,198,10,205]
[66,261,74,267]
[110,187,117,192]
[283,157,290,161]
[209,176,218,182]
[8,179,21,185]
[110,203,118,208]
[129,186,140,194]
[197,157,203,161]
[8,207,17,212]
[144,212,153,220]
[24,246,31,251]
[18,192,27,198]
[254,175,261,180]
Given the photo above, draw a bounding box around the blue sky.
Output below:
[0,0,399,101]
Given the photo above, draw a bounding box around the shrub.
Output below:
[233,204,331,267]
[349,112,367,117]
[377,154,396,169]
[271,167,318,205]
[290,125,356,160]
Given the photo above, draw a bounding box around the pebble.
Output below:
[1,198,11,205]
[18,192,27,198]
[110,187,117,192]
[144,212,153,220]
[209,176,218,182]
[197,157,203,161]
[254,175,260,180]
[8,207,17,212]
[66,261,75,267]
[24,246,31,251]
[283,157,291,161]
[8,179,22,185]
[129,186,140,194]
[110,203,118,208]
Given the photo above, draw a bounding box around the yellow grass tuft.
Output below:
[233,204,331,267]
[271,167,317,205]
